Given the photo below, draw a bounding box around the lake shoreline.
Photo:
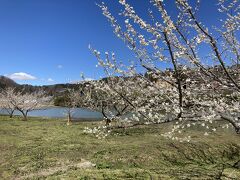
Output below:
[0,106,103,120]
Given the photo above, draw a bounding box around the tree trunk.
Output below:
[101,106,111,126]
[163,32,183,119]
[23,113,28,121]
[21,111,28,121]
[235,127,240,134]
[105,118,111,126]
[9,110,14,118]
[16,108,28,121]
[67,111,72,125]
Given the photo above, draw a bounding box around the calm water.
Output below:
[0,107,103,120]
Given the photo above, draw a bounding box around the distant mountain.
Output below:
[0,76,19,89]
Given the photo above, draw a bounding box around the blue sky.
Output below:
[0,0,221,85]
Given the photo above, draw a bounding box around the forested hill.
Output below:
[0,75,78,96]
[0,76,18,89]
[1,64,239,95]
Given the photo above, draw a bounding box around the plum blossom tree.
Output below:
[1,87,51,121]
[87,0,239,140]
[64,89,80,125]
[80,79,135,126]
[164,0,240,136]
[89,47,182,123]
[81,51,183,138]
[0,88,16,118]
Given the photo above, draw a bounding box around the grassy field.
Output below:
[0,115,240,179]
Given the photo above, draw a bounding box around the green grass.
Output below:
[0,115,240,179]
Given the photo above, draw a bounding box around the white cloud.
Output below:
[57,65,63,69]
[47,78,54,82]
[7,72,37,81]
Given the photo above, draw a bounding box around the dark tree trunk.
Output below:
[105,118,111,126]
[163,32,183,118]
[21,111,28,121]
[23,113,28,121]
[9,110,14,118]
[235,127,240,134]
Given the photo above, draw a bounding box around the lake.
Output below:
[0,107,103,120]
